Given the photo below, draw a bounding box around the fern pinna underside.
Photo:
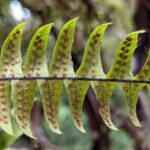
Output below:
[0,18,146,138]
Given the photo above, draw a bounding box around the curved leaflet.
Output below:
[123,48,149,127]
[0,23,26,135]
[12,24,52,138]
[0,20,147,138]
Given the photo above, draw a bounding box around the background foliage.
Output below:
[0,0,150,150]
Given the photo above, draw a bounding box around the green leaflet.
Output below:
[12,24,52,138]
[40,18,78,134]
[93,30,145,130]
[65,23,111,133]
[0,23,26,135]
[122,48,149,127]
[23,24,52,77]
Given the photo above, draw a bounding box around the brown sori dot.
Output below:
[94,39,98,44]
[120,69,125,74]
[143,69,148,74]
[17,89,22,94]
[1,99,6,104]
[16,30,20,34]
[2,115,7,119]
[3,120,8,124]
[80,73,85,77]
[23,98,28,104]
[21,122,26,128]
[121,46,125,51]
[10,68,14,72]
[63,35,68,41]
[53,124,58,129]
[4,60,10,65]
[138,74,143,79]
[123,85,128,91]
[125,49,129,53]
[116,60,121,64]
[62,44,67,49]
[90,42,94,47]
[0,86,4,90]
[126,43,131,47]
[37,45,42,50]
[92,47,97,51]
[32,49,36,54]
[87,50,91,55]
[18,104,22,109]
[34,41,38,46]
[11,73,15,77]
[92,61,96,65]
[24,86,29,91]
[51,118,56,124]
[38,39,43,43]
[119,75,124,79]
[0,72,6,77]
[36,35,41,40]
[2,107,6,111]
[11,61,16,65]
[9,41,15,48]
[13,32,18,38]
[61,71,67,77]
[85,57,90,62]
[18,97,23,101]
[59,50,65,57]
[123,41,127,45]
[3,68,8,72]
[76,120,81,127]
[64,28,68,33]
[0,82,4,85]
[36,52,41,57]
[54,64,60,69]
[23,95,28,99]
[77,81,82,86]
[36,72,40,76]
[22,114,27,119]
[122,61,127,66]
[123,55,128,59]
[63,66,67,71]
[42,81,47,87]
[147,60,150,65]
[119,53,123,58]
[36,59,42,65]
[114,68,119,72]
[91,72,96,78]
[51,72,57,77]
[35,66,40,71]
[96,33,101,37]
[126,37,132,42]
[4,51,10,57]
[18,114,23,120]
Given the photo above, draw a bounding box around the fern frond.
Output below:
[0,19,147,139]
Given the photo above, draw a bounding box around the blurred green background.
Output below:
[0,0,150,150]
